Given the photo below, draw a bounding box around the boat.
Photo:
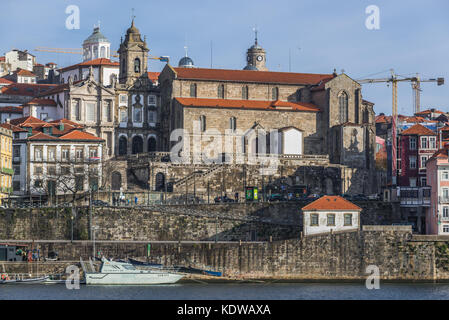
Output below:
[84,258,184,285]
[0,274,49,284]
[174,266,222,277]
[128,258,163,268]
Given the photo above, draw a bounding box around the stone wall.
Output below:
[4,226,449,281]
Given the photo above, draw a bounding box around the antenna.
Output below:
[131,8,136,22]
[184,46,188,57]
[252,25,258,45]
[210,40,213,68]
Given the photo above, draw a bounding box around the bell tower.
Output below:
[118,18,149,86]
[244,28,267,71]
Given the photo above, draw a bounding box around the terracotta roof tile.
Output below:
[173,67,333,85]
[0,78,13,85]
[59,130,103,141]
[24,98,57,106]
[0,106,23,114]
[415,109,444,116]
[0,123,27,133]
[148,72,160,83]
[175,97,321,112]
[14,68,36,77]
[401,123,437,136]
[10,116,47,126]
[0,83,57,97]
[28,132,59,140]
[59,58,119,73]
[302,196,362,211]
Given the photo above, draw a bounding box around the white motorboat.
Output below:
[84,258,184,285]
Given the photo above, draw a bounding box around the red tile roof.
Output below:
[28,132,59,140]
[10,115,46,126]
[24,98,57,106]
[0,83,57,97]
[14,68,36,77]
[0,56,5,62]
[0,78,13,85]
[59,58,119,72]
[415,109,444,116]
[48,118,83,128]
[401,124,437,136]
[173,67,334,85]
[302,196,362,211]
[175,97,321,112]
[148,72,160,83]
[59,130,103,141]
[0,106,23,114]
[0,123,27,132]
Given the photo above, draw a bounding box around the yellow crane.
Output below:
[358,69,444,186]
[33,47,169,62]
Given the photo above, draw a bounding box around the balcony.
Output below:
[399,186,431,207]
[439,196,449,204]
[1,167,14,175]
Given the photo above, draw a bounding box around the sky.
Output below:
[1,0,448,115]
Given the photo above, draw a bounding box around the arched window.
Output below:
[272,87,279,100]
[190,83,197,97]
[118,136,128,155]
[122,59,126,74]
[100,46,106,58]
[155,172,165,191]
[218,84,224,99]
[132,135,143,154]
[242,86,249,100]
[339,91,349,123]
[134,58,141,73]
[148,136,157,152]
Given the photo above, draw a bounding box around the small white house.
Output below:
[302,196,362,236]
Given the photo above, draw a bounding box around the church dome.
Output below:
[127,20,140,34]
[243,65,258,71]
[178,56,195,68]
[83,27,109,45]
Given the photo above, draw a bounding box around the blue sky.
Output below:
[1,0,448,115]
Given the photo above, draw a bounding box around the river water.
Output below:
[1,282,449,300]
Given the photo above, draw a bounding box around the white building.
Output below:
[302,196,362,236]
[22,98,59,121]
[83,26,111,62]
[9,116,104,198]
[5,49,36,72]
[0,106,23,123]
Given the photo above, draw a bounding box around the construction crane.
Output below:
[34,47,169,62]
[358,69,445,186]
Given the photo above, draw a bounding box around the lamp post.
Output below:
[92,225,99,258]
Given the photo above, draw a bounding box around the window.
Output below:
[190,83,197,97]
[133,106,142,123]
[40,113,48,120]
[34,147,42,161]
[420,155,429,169]
[13,146,20,157]
[103,100,112,122]
[409,137,417,150]
[72,100,80,121]
[310,214,319,226]
[75,166,84,174]
[76,148,84,161]
[148,111,156,123]
[47,147,56,162]
[443,207,449,218]
[444,225,449,233]
[134,58,141,73]
[229,117,237,131]
[61,166,70,175]
[89,148,98,158]
[272,87,279,100]
[34,179,42,188]
[86,102,96,122]
[148,95,156,106]
[344,214,353,226]
[199,115,206,132]
[296,89,302,102]
[48,166,56,176]
[409,156,417,169]
[120,109,127,123]
[62,148,70,161]
[327,214,335,226]
[338,91,348,123]
[443,172,449,180]
[420,177,427,187]
[430,137,437,149]
[218,84,225,99]
[13,181,20,191]
[421,137,428,149]
[443,188,449,199]
[409,177,417,187]
[242,86,249,100]
[120,94,128,104]
[34,166,43,175]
